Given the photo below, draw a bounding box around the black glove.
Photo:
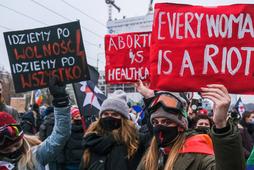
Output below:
[48,76,69,107]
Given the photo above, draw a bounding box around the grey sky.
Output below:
[0,0,253,103]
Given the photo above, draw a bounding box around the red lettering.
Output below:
[65,67,73,80]
[60,40,68,55]
[52,42,60,55]
[76,29,85,58]
[20,74,32,88]
[25,47,34,59]
[42,43,52,56]
[33,46,43,59]
[35,71,46,86]
[31,72,40,87]
[14,48,25,60]
[67,40,75,53]
[72,65,81,79]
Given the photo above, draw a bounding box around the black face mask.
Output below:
[73,119,82,125]
[100,117,121,131]
[196,126,210,134]
[153,125,179,147]
[1,148,23,162]
[246,123,254,134]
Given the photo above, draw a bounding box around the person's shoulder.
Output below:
[2,104,17,113]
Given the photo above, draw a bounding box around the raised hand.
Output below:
[200,84,231,129]
[135,79,154,98]
[48,75,69,107]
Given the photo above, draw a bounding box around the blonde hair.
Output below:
[141,133,186,170]
[82,117,139,168]
[17,135,41,170]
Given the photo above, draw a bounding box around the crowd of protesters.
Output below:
[0,77,253,170]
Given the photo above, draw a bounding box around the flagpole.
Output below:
[30,90,34,105]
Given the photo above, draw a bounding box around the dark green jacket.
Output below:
[137,119,245,170]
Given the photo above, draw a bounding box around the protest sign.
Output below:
[105,31,151,84]
[150,3,254,94]
[4,21,89,93]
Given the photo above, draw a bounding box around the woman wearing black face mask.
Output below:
[193,114,213,134]
[136,81,244,170]
[57,106,85,170]
[80,90,150,170]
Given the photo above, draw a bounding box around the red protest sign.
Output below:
[105,32,151,84]
[150,3,254,94]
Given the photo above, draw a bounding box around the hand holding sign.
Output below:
[48,75,69,107]
[135,79,154,99]
[200,84,231,129]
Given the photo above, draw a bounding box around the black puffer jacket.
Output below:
[80,132,150,170]
[64,122,84,163]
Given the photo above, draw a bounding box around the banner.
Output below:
[73,80,106,128]
[4,21,90,93]
[105,32,151,84]
[73,65,106,128]
[150,3,254,94]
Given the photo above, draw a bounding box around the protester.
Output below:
[21,103,42,135]
[187,98,202,129]
[240,111,254,141]
[39,104,48,119]
[0,79,20,122]
[80,90,150,170]
[192,114,213,134]
[57,106,85,170]
[0,77,71,169]
[239,111,254,159]
[136,80,245,170]
[39,106,55,141]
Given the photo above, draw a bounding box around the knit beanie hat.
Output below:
[71,106,80,119]
[0,111,17,126]
[150,92,188,130]
[0,112,23,149]
[99,90,129,119]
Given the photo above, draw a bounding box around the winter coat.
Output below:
[137,119,245,170]
[21,111,37,135]
[238,125,253,159]
[80,131,150,170]
[0,102,20,122]
[39,112,55,141]
[21,111,42,135]
[31,106,71,170]
[57,122,84,169]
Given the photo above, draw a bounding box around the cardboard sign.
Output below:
[150,3,254,94]
[105,32,151,84]
[4,21,89,93]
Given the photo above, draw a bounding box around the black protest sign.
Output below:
[4,21,90,93]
